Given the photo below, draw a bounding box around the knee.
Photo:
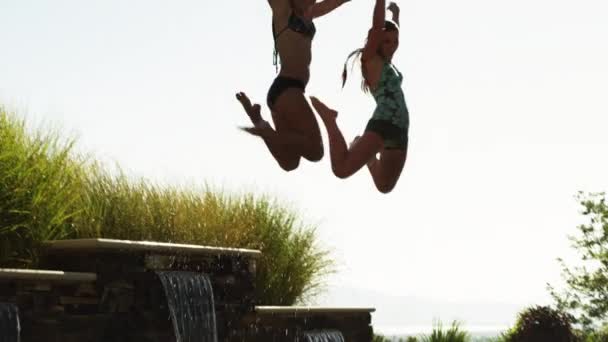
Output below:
[304,144,324,162]
[332,167,351,180]
[375,182,396,194]
[279,158,300,172]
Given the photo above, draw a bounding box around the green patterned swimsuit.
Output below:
[365,61,409,150]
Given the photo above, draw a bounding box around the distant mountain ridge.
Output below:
[313,285,526,329]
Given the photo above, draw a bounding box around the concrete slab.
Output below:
[255,306,376,314]
[44,238,262,258]
[0,268,97,283]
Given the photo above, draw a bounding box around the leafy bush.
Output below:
[548,192,608,330]
[577,324,608,342]
[502,305,576,342]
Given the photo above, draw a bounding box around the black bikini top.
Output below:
[272,12,316,71]
[274,12,316,39]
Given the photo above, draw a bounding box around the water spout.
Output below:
[0,303,20,342]
[303,330,345,342]
[156,271,217,342]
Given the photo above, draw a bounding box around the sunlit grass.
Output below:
[374,321,495,342]
[0,107,85,266]
[0,105,333,304]
[421,321,471,342]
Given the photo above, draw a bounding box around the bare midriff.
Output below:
[272,6,313,85]
[275,33,312,85]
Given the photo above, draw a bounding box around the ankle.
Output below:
[254,119,269,127]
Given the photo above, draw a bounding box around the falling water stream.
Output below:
[0,303,20,342]
[303,330,345,342]
[156,271,217,342]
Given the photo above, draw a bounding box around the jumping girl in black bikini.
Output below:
[235,0,351,171]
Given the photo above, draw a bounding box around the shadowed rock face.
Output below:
[0,239,375,341]
[0,302,20,342]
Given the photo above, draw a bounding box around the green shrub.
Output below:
[0,105,333,305]
[577,324,608,342]
[503,305,576,342]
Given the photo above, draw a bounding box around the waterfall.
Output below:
[156,271,217,342]
[303,330,345,342]
[0,303,20,342]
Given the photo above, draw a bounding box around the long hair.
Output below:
[341,20,399,94]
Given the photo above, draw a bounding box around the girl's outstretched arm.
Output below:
[371,0,386,30]
[311,0,351,18]
[361,0,386,61]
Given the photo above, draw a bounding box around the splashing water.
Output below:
[303,330,345,342]
[156,271,217,342]
[0,303,20,342]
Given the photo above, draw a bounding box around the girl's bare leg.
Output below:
[271,88,324,162]
[236,92,301,171]
[366,149,406,193]
[310,96,384,179]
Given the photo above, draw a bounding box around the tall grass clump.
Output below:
[421,320,471,342]
[0,107,85,267]
[0,105,333,305]
[74,168,333,304]
[376,321,472,342]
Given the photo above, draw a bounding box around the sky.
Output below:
[2,0,608,332]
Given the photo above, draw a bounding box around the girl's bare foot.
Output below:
[236,91,271,136]
[309,96,338,123]
[236,91,264,124]
[239,124,273,137]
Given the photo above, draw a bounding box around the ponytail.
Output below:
[341,48,363,89]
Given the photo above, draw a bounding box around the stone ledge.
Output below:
[0,268,97,283]
[43,238,262,258]
[255,306,376,314]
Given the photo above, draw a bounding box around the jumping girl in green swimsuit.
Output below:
[235,0,351,172]
[310,0,408,194]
